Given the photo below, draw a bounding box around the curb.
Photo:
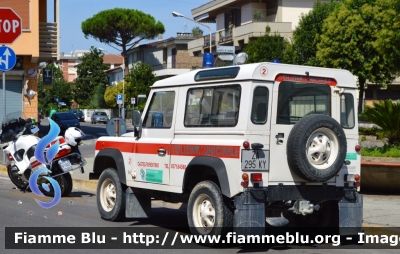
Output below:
[361,161,400,167]
[362,223,400,235]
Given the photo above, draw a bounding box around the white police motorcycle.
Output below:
[0,111,86,197]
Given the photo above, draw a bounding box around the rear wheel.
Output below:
[56,173,73,197]
[8,166,28,190]
[187,181,233,246]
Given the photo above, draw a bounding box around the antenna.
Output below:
[183,23,188,32]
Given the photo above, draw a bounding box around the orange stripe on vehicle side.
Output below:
[95,141,134,153]
[135,143,169,155]
[95,141,240,159]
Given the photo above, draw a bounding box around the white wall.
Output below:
[143,48,163,66]
[281,0,316,29]
[167,46,173,68]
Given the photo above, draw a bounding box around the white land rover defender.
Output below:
[90,60,362,238]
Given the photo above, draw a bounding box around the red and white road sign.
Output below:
[0,8,22,44]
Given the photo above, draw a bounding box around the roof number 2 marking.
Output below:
[261,67,268,77]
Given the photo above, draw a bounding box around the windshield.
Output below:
[95,112,107,116]
[57,113,77,120]
[2,111,22,126]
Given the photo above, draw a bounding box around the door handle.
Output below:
[275,133,284,145]
[158,148,166,156]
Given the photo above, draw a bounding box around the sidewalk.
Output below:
[1,157,400,231]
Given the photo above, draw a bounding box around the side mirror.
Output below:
[132,110,142,138]
[132,110,141,127]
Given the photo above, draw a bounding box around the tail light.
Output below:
[251,173,262,181]
[54,148,72,158]
[355,145,361,152]
[243,141,250,149]
[241,173,249,187]
[345,174,361,187]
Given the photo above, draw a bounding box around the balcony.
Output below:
[234,22,292,43]
[218,30,233,44]
[203,33,216,48]
[39,22,58,60]
[187,21,292,55]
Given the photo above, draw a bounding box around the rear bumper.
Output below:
[234,186,362,234]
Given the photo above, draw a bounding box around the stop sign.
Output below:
[0,8,22,44]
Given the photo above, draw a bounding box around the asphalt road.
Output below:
[0,177,399,254]
[1,118,394,253]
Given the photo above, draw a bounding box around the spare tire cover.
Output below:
[286,114,347,182]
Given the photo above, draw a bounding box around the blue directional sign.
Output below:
[0,46,17,71]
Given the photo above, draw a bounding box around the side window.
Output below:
[143,91,175,128]
[184,85,241,127]
[277,81,330,125]
[340,93,355,128]
[251,87,269,124]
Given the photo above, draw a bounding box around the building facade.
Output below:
[188,0,327,55]
[127,33,203,79]
[0,0,59,121]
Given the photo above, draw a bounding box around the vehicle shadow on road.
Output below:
[68,191,95,197]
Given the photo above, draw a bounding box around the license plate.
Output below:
[241,150,269,171]
[58,158,73,172]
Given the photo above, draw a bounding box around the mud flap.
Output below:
[339,192,363,235]
[234,190,265,235]
[125,188,151,218]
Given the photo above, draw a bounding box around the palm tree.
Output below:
[360,99,400,145]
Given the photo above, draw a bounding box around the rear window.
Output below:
[277,81,331,125]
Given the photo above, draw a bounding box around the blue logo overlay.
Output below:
[31,118,61,209]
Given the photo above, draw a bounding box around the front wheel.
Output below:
[97,168,127,221]
[187,181,233,245]
[8,166,28,190]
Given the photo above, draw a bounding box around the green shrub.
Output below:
[360,100,400,145]
[361,144,400,157]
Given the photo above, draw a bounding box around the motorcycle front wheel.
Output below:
[8,166,28,190]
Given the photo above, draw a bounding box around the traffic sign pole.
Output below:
[2,71,5,121]
[0,46,17,131]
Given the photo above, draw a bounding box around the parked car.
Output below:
[68,110,85,122]
[91,111,109,124]
[50,112,80,133]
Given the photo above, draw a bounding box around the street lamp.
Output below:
[99,48,125,118]
[172,11,212,53]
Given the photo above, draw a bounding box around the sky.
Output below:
[47,0,216,55]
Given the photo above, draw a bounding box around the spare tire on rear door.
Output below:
[286,114,347,182]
